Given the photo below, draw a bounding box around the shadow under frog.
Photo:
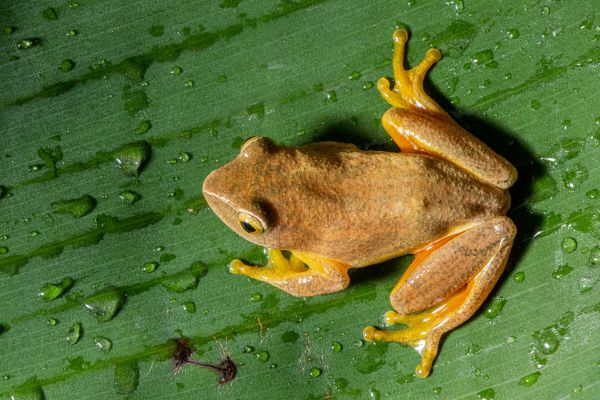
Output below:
[202,30,539,378]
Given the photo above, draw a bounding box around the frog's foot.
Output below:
[364,217,516,377]
[229,249,350,297]
[378,30,449,120]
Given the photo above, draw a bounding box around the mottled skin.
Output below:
[202,30,517,378]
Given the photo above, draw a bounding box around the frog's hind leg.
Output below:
[378,30,450,120]
[363,217,516,377]
[229,250,350,297]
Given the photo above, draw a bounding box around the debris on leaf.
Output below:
[171,338,237,384]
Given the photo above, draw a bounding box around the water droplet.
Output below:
[247,102,265,119]
[58,59,75,72]
[0,246,8,255]
[589,246,600,267]
[586,189,599,199]
[184,80,194,87]
[513,271,525,282]
[542,6,550,16]
[507,28,520,39]
[348,71,361,80]
[47,318,58,326]
[335,377,348,390]
[326,90,337,102]
[562,119,572,130]
[505,335,516,343]
[552,264,573,279]
[148,25,164,37]
[66,29,78,37]
[83,287,124,322]
[242,345,254,353]
[171,66,183,75]
[95,336,112,352]
[433,386,442,395]
[484,296,507,319]
[178,152,191,162]
[167,158,178,165]
[119,190,141,204]
[114,362,139,395]
[8,378,45,400]
[161,261,207,293]
[114,141,151,177]
[534,329,560,354]
[42,7,59,20]
[580,17,593,30]
[38,277,74,302]
[51,195,95,218]
[472,49,495,68]
[518,371,541,386]
[331,341,343,352]
[134,120,152,134]
[530,99,541,110]
[3,26,15,35]
[477,388,495,400]
[255,350,269,362]
[30,230,40,237]
[579,276,594,293]
[28,164,43,172]
[182,301,196,313]
[218,74,227,82]
[143,261,158,273]
[562,164,588,190]
[368,387,381,400]
[465,343,482,355]
[155,245,164,252]
[354,339,364,347]
[251,293,262,302]
[561,237,577,253]
[16,38,40,49]
[363,81,374,91]
[309,367,322,377]
[66,322,82,345]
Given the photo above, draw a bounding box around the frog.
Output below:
[202,30,517,378]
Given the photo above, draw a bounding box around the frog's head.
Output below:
[202,136,278,247]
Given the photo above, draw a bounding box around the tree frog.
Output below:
[202,30,517,378]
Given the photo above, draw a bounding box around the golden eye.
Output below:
[238,212,264,234]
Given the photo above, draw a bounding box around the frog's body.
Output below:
[206,139,509,268]
[202,30,517,378]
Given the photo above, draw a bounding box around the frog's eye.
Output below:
[238,212,264,234]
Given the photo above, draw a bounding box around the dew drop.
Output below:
[94,336,112,352]
[484,296,507,319]
[348,71,361,80]
[51,195,96,218]
[242,345,254,353]
[433,386,442,395]
[47,318,58,327]
[477,388,495,400]
[326,90,337,102]
[143,261,158,273]
[513,271,525,282]
[134,120,152,134]
[0,246,8,255]
[114,362,139,395]
[66,29,77,37]
[534,329,560,354]
[255,350,269,362]
[542,6,550,16]
[119,190,141,204]
[8,379,45,400]
[518,371,541,386]
[363,81,374,91]
[184,80,194,87]
[182,301,196,313]
[552,264,573,279]
[507,28,520,39]
[530,99,541,110]
[586,189,599,199]
[368,387,381,400]
[579,276,594,293]
[171,66,182,75]
[309,367,322,377]
[331,341,343,352]
[562,164,588,190]
[16,38,39,49]
[38,277,74,302]
[161,261,207,293]
[58,59,75,72]
[42,7,59,20]
[561,237,577,253]
[251,293,262,302]
[3,26,15,35]
[83,287,124,322]
[66,322,82,345]
[335,377,348,390]
[113,141,151,177]
[589,246,600,267]
[178,152,191,162]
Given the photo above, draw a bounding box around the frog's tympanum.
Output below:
[202,30,517,377]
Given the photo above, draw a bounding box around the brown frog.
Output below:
[202,30,517,377]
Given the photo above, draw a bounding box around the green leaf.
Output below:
[1,0,599,399]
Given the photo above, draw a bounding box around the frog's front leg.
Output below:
[363,217,516,378]
[229,249,350,297]
[379,30,517,189]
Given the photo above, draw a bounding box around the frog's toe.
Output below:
[228,259,249,275]
[362,326,380,341]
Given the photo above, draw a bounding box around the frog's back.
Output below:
[262,142,510,266]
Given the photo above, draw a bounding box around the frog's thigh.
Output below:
[382,108,517,189]
[365,217,515,377]
[229,250,350,297]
